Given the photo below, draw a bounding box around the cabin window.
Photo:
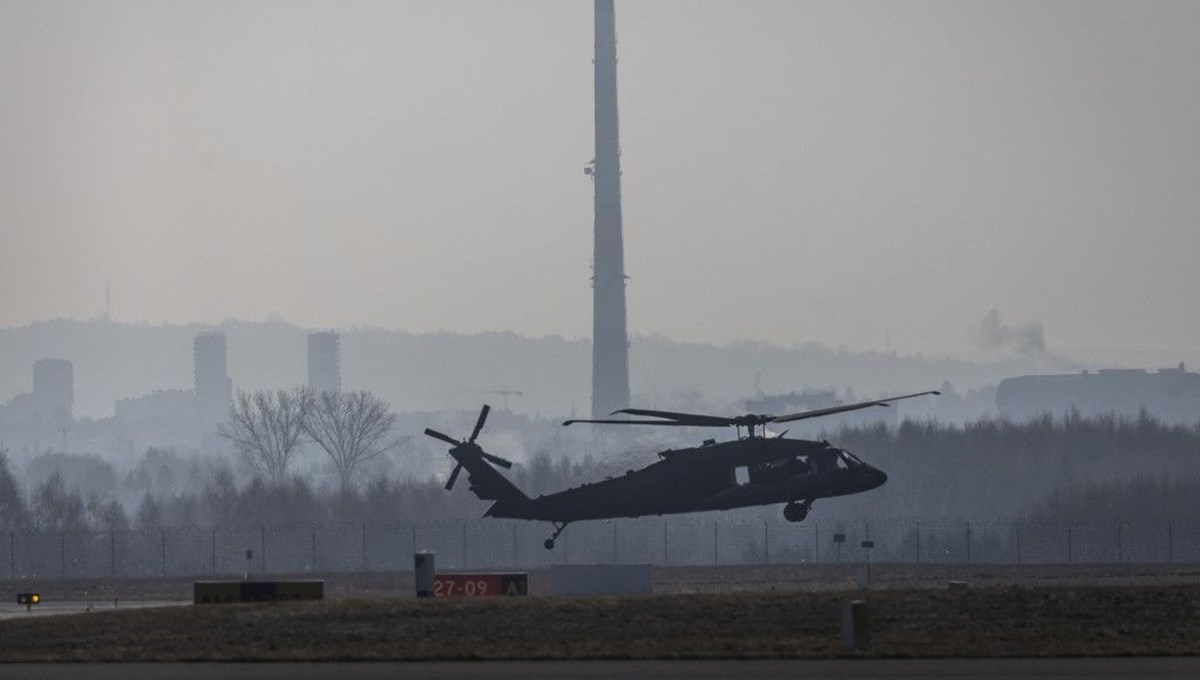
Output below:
[734,466,750,486]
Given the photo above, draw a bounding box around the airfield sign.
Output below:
[432,573,528,597]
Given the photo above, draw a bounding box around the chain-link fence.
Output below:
[3,518,1198,580]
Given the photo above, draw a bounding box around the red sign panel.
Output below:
[433,573,528,597]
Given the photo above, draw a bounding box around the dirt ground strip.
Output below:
[1,583,1200,661]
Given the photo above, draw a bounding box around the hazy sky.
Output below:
[2,0,1198,358]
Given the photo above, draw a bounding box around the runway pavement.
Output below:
[0,599,187,620]
[0,659,1197,679]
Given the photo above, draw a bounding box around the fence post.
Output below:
[763,521,769,566]
[612,522,618,563]
[1067,522,1072,564]
[662,520,669,566]
[1016,520,1022,565]
[814,522,820,564]
[1117,521,1122,565]
[1168,520,1173,563]
[915,521,921,565]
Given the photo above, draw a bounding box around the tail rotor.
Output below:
[423,404,513,491]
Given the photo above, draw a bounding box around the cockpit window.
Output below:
[838,450,863,467]
[764,458,790,472]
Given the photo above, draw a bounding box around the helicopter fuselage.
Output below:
[428,398,932,548]
[485,436,887,523]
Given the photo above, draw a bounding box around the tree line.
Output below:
[0,444,602,532]
[2,409,1199,532]
[831,410,1200,520]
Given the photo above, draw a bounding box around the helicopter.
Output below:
[424,390,938,549]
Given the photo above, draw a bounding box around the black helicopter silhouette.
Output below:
[424,391,938,549]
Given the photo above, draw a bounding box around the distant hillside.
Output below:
[0,319,1077,419]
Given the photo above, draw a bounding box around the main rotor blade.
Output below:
[481,451,514,469]
[424,428,459,446]
[445,463,463,490]
[769,390,942,424]
[563,418,719,427]
[612,408,734,427]
[469,404,491,443]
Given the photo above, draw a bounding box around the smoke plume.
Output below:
[975,310,1045,356]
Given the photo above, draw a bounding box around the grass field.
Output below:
[2,582,1199,661]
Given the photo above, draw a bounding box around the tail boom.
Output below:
[450,443,529,508]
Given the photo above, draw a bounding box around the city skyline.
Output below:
[2,1,1198,360]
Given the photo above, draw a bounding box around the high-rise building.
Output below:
[590,0,632,419]
[32,358,73,423]
[194,333,232,424]
[307,331,341,394]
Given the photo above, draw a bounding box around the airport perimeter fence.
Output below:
[3,517,1200,581]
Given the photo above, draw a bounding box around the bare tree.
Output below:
[31,472,86,532]
[86,493,129,532]
[0,450,29,530]
[302,390,405,490]
[221,389,311,483]
[135,493,163,531]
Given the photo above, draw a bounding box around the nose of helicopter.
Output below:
[857,465,888,490]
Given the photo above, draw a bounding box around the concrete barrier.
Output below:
[193,580,324,604]
[548,564,653,596]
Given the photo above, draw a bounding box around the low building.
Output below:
[114,389,196,424]
[996,364,1200,424]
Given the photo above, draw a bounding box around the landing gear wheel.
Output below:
[543,522,568,550]
[783,501,811,523]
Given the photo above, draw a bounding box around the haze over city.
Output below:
[3,0,1198,360]
[4,6,1200,671]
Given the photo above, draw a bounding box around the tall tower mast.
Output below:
[590,0,631,419]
